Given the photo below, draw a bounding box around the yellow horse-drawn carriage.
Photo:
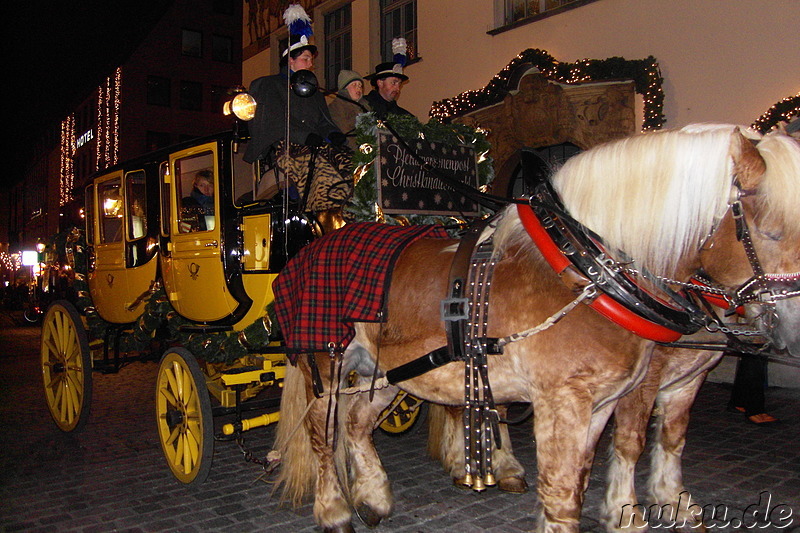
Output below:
[39,118,428,485]
[40,127,312,484]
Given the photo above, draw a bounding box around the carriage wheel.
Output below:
[378,393,425,435]
[156,347,214,485]
[41,300,93,432]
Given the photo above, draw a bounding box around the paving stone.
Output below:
[2,326,799,532]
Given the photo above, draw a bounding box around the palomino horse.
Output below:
[272,126,800,532]
[602,129,800,532]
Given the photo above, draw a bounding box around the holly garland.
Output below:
[346,112,495,225]
[49,228,272,364]
[429,48,665,131]
[752,92,800,134]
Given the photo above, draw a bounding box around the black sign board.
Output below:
[375,129,480,216]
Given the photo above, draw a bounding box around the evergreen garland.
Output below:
[49,228,272,364]
[346,112,495,225]
[430,48,665,131]
[752,93,800,134]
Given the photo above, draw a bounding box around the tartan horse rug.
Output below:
[273,222,451,361]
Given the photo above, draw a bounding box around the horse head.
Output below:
[699,129,800,356]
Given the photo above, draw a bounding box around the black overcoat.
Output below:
[244,69,340,163]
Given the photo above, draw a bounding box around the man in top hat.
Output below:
[364,62,413,119]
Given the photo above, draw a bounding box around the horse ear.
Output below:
[732,128,766,191]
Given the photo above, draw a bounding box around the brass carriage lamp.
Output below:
[223,87,257,121]
[224,86,256,152]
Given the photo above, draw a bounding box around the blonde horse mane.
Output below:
[754,130,800,240]
[552,126,747,276]
[494,125,800,277]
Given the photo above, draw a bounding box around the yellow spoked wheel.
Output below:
[378,393,425,435]
[41,301,92,432]
[156,348,214,485]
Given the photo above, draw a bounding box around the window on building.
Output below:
[182,29,203,57]
[212,0,234,15]
[210,85,228,115]
[146,131,172,152]
[147,76,171,107]
[212,34,233,62]
[503,0,586,26]
[325,4,352,91]
[180,81,203,111]
[381,0,417,62]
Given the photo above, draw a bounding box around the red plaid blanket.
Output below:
[273,222,451,357]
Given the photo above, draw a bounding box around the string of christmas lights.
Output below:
[752,91,800,134]
[0,251,23,272]
[430,48,665,131]
[95,68,121,171]
[59,115,75,206]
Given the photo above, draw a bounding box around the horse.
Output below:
[271,125,800,533]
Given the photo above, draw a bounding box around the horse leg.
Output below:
[338,382,398,527]
[647,370,712,533]
[604,379,659,532]
[302,357,355,533]
[533,389,614,532]
[428,404,527,492]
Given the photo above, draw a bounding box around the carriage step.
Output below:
[220,365,277,386]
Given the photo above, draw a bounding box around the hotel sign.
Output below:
[75,129,94,150]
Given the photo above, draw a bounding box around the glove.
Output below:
[328,131,347,146]
[304,133,323,147]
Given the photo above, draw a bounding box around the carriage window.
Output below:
[84,184,95,245]
[232,141,257,206]
[159,162,170,237]
[98,178,123,243]
[126,170,147,240]
[176,151,216,233]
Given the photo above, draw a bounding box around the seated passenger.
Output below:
[180,170,215,232]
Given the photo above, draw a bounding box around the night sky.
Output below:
[4,1,172,189]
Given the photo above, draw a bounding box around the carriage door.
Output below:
[162,144,238,322]
[88,173,135,323]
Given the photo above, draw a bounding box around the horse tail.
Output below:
[274,361,316,506]
[427,402,447,462]
[427,403,463,476]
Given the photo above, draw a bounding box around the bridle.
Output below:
[524,174,800,351]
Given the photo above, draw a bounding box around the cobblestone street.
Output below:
[1,321,799,532]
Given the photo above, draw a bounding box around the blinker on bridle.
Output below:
[721,181,800,310]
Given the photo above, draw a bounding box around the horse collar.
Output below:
[518,181,709,343]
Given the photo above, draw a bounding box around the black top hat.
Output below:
[366,62,408,81]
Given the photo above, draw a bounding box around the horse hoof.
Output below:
[323,524,355,533]
[355,503,383,528]
[498,475,528,494]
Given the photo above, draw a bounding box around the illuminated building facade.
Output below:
[7,0,241,257]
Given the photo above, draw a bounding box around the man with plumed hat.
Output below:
[244,4,343,165]
[364,38,413,119]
